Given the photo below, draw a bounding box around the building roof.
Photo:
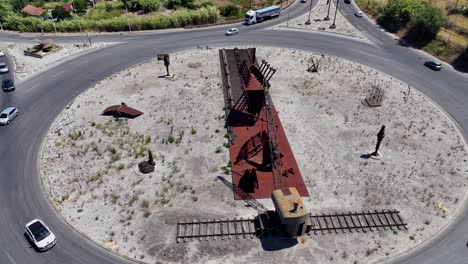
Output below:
[102,105,144,119]
[272,187,309,220]
[21,4,44,17]
[63,3,73,11]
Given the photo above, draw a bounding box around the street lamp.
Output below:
[324,0,332,20]
[305,0,313,25]
[330,0,340,29]
[126,6,132,32]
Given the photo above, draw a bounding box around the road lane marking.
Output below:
[3,250,17,264]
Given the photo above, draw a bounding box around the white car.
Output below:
[354,11,363,17]
[0,62,9,73]
[0,106,19,125]
[24,219,56,251]
[0,50,4,57]
[225,28,239,36]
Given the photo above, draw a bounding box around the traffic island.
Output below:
[40,47,468,264]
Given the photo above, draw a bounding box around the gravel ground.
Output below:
[40,47,468,264]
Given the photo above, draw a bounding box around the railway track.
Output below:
[308,209,408,234]
[176,218,259,243]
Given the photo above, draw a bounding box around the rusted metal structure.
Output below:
[102,104,143,119]
[219,47,308,199]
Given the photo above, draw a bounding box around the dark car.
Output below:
[2,79,15,92]
[424,61,442,71]
[344,0,351,3]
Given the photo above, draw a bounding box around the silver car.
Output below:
[225,28,239,36]
[0,107,19,125]
[0,62,9,73]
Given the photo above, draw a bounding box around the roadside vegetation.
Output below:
[0,0,286,32]
[356,0,468,71]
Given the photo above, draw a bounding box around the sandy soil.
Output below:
[0,42,112,81]
[275,0,365,39]
[40,47,468,264]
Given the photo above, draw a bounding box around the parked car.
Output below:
[225,28,239,36]
[2,79,15,92]
[24,219,56,251]
[0,50,4,57]
[0,62,9,73]
[424,61,442,71]
[0,107,19,125]
[354,11,363,17]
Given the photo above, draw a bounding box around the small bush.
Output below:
[111,194,120,204]
[219,4,239,18]
[167,135,175,143]
[141,199,149,208]
[128,195,139,206]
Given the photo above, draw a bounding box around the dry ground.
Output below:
[40,47,468,264]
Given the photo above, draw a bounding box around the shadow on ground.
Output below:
[259,234,298,251]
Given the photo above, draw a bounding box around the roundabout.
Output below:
[0,2,467,264]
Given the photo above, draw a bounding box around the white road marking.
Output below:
[3,250,17,264]
[24,83,39,93]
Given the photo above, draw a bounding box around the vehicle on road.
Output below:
[0,62,9,73]
[344,0,351,4]
[0,107,19,125]
[225,28,239,36]
[301,0,307,2]
[2,79,15,92]
[245,6,280,25]
[354,11,363,17]
[24,219,56,251]
[424,61,442,71]
[0,50,4,57]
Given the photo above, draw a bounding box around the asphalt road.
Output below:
[0,1,467,263]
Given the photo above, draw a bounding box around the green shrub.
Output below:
[73,0,87,13]
[404,3,446,44]
[3,7,218,32]
[52,6,72,21]
[219,4,239,18]
[378,0,421,33]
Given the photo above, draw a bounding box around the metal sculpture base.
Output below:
[370,151,382,160]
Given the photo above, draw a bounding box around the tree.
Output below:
[405,4,446,44]
[9,0,27,13]
[73,0,87,13]
[219,4,239,17]
[52,5,71,21]
[139,0,160,13]
[0,2,13,22]
[378,0,421,32]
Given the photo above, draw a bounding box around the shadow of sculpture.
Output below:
[217,176,268,213]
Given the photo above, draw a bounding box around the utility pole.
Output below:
[0,22,3,32]
[324,0,332,20]
[77,17,86,46]
[330,0,340,29]
[86,30,92,46]
[126,6,132,32]
[305,0,313,25]
[53,20,57,35]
